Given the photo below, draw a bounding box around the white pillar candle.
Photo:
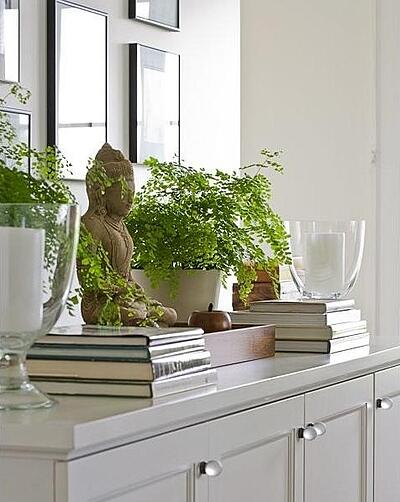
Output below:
[304,232,345,295]
[0,227,44,332]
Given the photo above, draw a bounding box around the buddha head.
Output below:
[86,143,135,218]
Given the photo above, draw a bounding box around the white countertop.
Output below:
[1,335,400,459]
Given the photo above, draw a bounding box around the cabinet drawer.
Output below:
[55,424,208,502]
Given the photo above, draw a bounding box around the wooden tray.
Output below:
[204,324,275,368]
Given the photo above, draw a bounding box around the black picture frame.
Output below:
[129,0,180,31]
[0,0,20,83]
[0,107,31,172]
[47,0,108,180]
[129,44,180,164]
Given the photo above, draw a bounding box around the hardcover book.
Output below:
[28,349,211,381]
[276,333,370,353]
[36,325,204,347]
[250,299,355,314]
[275,320,367,340]
[230,309,361,327]
[33,368,217,398]
[30,338,206,361]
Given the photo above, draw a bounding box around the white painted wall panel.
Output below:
[241,0,376,331]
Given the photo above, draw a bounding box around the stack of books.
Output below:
[28,325,217,398]
[230,299,369,353]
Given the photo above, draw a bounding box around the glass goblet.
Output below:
[0,204,80,410]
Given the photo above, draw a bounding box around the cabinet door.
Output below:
[55,423,208,502]
[374,365,400,501]
[303,375,373,502]
[208,395,304,502]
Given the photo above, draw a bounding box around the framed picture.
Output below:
[129,0,179,31]
[0,107,31,172]
[129,44,180,164]
[0,0,20,83]
[47,0,108,180]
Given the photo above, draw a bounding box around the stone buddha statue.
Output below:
[79,143,177,327]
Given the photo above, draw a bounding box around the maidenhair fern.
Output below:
[126,154,291,303]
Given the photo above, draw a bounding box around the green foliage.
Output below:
[86,158,114,192]
[0,84,151,325]
[0,83,290,320]
[0,84,80,313]
[0,84,74,204]
[85,157,132,201]
[76,226,163,326]
[126,153,291,303]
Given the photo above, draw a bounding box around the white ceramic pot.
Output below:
[131,269,235,322]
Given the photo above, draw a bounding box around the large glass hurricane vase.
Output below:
[285,220,365,300]
[0,204,80,410]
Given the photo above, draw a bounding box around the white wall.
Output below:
[2,0,240,324]
[376,0,400,339]
[241,0,377,331]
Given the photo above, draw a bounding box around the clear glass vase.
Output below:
[0,204,80,410]
[285,220,365,300]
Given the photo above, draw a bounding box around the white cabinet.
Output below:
[55,397,304,502]
[208,395,304,502]
[55,423,209,502]
[205,375,374,502]
[374,365,400,502]
[7,361,400,502]
[303,376,373,502]
[53,377,376,502]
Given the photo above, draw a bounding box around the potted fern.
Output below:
[126,153,290,320]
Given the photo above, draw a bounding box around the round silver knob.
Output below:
[313,422,327,437]
[199,460,223,477]
[299,425,318,441]
[377,397,394,410]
